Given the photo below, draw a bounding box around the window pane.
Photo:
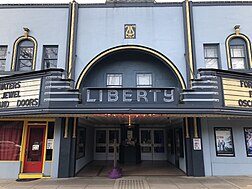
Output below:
[109,130,119,144]
[137,73,152,87]
[19,47,33,59]
[231,58,245,69]
[141,130,151,144]
[44,60,57,69]
[0,121,23,160]
[19,40,33,47]
[141,147,151,153]
[0,47,7,59]
[231,46,244,57]
[205,59,218,69]
[19,59,32,71]
[0,60,6,71]
[204,46,217,58]
[154,146,164,153]
[44,47,58,59]
[96,146,106,153]
[107,74,122,87]
[43,46,58,69]
[154,130,164,144]
[96,130,106,143]
[204,45,219,69]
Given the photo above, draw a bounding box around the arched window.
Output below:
[226,34,252,70]
[229,38,247,69]
[16,40,34,71]
[12,33,37,72]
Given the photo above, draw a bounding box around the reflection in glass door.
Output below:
[140,129,166,160]
[94,129,120,160]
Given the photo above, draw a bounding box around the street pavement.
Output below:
[1,176,252,189]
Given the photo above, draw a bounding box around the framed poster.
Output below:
[244,128,252,157]
[214,127,235,157]
[193,138,202,150]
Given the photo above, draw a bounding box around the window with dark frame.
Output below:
[0,46,7,71]
[230,45,245,69]
[106,73,122,87]
[136,73,152,87]
[228,37,248,70]
[76,127,86,159]
[16,40,34,71]
[204,44,219,69]
[43,46,58,69]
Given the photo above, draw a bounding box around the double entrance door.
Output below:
[94,129,120,160]
[140,129,166,160]
[94,128,166,161]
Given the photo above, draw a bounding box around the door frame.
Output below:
[23,125,46,173]
[140,128,167,161]
[20,120,49,174]
[94,128,120,160]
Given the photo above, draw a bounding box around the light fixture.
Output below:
[128,115,131,127]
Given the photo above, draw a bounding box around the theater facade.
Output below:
[1,0,252,179]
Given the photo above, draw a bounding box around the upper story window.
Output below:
[0,46,7,71]
[16,40,34,71]
[106,73,122,87]
[136,73,152,87]
[230,45,245,69]
[43,46,58,69]
[226,34,251,70]
[204,44,219,69]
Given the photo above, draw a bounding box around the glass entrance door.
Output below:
[94,129,120,160]
[140,129,166,160]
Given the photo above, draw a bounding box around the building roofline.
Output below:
[2,1,252,9]
[0,4,69,8]
[0,2,183,8]
[192,1,252,6]
[78,2,182,8]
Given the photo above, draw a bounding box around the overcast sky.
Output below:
[0,0,249,4]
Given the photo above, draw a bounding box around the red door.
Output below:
[23,125,46,173]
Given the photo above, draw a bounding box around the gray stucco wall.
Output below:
[202,118,252,176]
[193,5,252,71]
[0,8,69,71]
[0,162,21,179]
[82,52,181,88]
[75,125,94,174]
[44,162,51,177]
[75,6,186,84]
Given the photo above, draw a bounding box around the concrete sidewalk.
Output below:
[1,176,252,189]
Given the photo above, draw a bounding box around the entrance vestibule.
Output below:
[76,114,186,176]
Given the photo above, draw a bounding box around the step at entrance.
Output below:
[18,173,43,179]
[114,178,150,189]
